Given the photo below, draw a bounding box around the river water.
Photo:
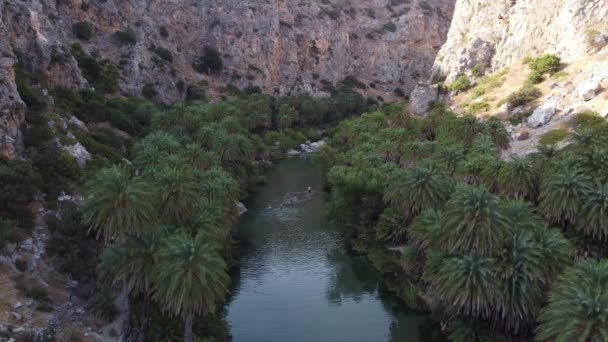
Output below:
[226,157,442,342]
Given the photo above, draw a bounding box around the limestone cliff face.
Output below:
[0,0,455,157]
[433,0,608,82]
[1,0,454,100]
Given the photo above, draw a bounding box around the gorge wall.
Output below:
[433,0,608,82]
[0,0,456,158]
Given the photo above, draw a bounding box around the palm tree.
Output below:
[431,254,499,318]
[536,260,608,341]
[154,165,200,226]
[83,166,156,341]
[531,226,572,282]
[383,165,453,216]
[439,185,510,257]
[409,209,442,248]
[501,199,542,231]
[181,143,216,170]
[212,133,254,165]
[495,231,544,332]
[498,157,539,200]
[83,165,156,241]
[576,182,608,241]
[436,143,464,176]
[539,166,592,224]
[484,117,510,151]
[152,232,229,342]
[98,227,171,339]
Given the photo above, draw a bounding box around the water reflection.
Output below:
[226,158,443,342]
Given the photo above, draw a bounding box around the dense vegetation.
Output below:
[1,55,375,341]
[319,102,608,340]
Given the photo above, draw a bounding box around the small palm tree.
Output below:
[431,254,499,318]
[499,157,539,200]
[409,209,443,248]
[539,166,592,224]
[576,182,608,241]
[181,143,216,170]
[484,117,510,151]
[82,165,156,241]
[536,260,608,341]
[495,231,544,332]
[152,232,229,342]
[440,185,510,257]
[501,199,542,231]
[383,165,453,216]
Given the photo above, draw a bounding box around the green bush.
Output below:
[73,21,94,41]
[539,128,569,145]
[448,74,472,93]
[509,111,533,126]
[193,47,223,74]
[71,44,120,93]
[115,29,137,45]
[153,47,173,62]
[0,160,41,230]
[526,69,545,85]
[529,54,561,75]
[73,131,123,162]
[505,85,541,107]
[575,111,604,130]
[471,63,487,78]
[468,101,490,114]
[382,22,397,32]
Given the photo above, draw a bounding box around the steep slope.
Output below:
[433,0,608,82]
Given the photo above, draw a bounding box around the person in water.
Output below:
[307,186,312,193]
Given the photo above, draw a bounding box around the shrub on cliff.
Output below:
[448,75,471,93]
[115,29,137,45]
[193,47,223,74]
[73,21,94,41]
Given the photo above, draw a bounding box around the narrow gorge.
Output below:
[1,0,608,341]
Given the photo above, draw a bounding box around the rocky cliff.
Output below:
[433,0,608,82]
[0,0,456,158]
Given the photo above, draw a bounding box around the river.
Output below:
[225,157,443,342]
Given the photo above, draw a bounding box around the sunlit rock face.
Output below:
[433,0,608,82]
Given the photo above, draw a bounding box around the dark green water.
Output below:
[226,157,441,342]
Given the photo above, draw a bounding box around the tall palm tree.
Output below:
[498,157,539,200]
[576,182,608,241]
[536,260,608,341]
[154,165,200,226]
[83,165,156,241]
[439,185,510,257]
[383,165,453,216]
[83,166,156,341]
[539,166,592,224]
[152,232,229,342]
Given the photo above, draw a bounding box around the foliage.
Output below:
[448,75,472,93]
[538,128,569,145]
[505,85,541,107]
[71,44,120,93]
[115,29,137,45]
[73,21,94,41]
[193,47,223,74]
[537,260,608,341]
[528,54,561,76]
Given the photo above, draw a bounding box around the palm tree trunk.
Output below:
[184,313,193,342]
[120,283,132,342]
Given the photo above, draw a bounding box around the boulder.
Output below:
[64,142,91,168]
[409,84,438,116]
[576,80,600,101]
[68,116,88,132]
[235,201,247,216]
[528,102,557,128]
